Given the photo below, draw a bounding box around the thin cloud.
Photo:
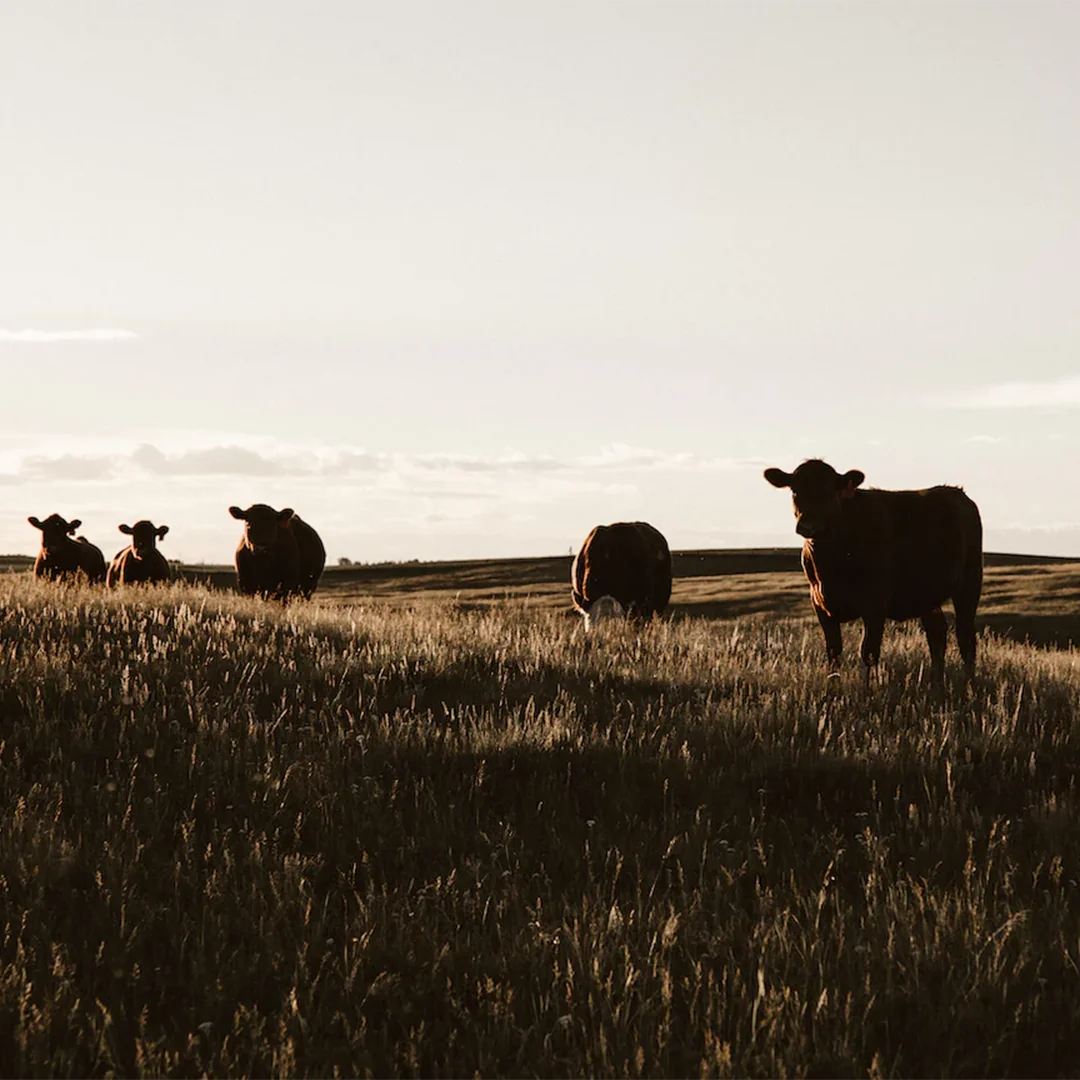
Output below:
[323,451,383,475]
[0,328,139,343]
[581,443,692,470]
[934,375,1080,409]
[0,439,765,492]
[132,444,285,477]
[578,444,761,473]
[22,453,115,481]
[406,488,500,501]
[409,453,563,474]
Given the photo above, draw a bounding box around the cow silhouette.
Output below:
[107,521,172,586]
[765,459,983,682]
[28,514,106,583]
[571,521,672,630]
[229,504,325,599]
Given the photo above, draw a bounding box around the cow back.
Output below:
[36,536,105,582]
[803,485,982,622]
[572,521,672,618]
[291,516,326,598]
[108,547,171,586]
[879,486,982,620]
[76,538,107,583]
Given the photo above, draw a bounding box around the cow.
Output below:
[571,521,672,630]
[107,521,172,586]
[764,459,983,683]
[229,504,326,600]
[27,514,107,583]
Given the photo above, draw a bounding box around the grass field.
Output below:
[102,545,1080,650]
[2,553,1080,1076]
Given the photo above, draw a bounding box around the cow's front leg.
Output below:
[815,607,843,676]
[859,615,886,685]
[919,607,948,685]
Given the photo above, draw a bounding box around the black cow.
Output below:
[229,504,325,600]
[107,521,172,586]
[764,459,983,681]
[571,521,672,629]
[27,514,107,583]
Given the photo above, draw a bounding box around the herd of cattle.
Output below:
[27,503,327,599]
[26,460,985,679]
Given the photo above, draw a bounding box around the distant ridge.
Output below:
[674,548,1080,574]
[1,548,1076,585]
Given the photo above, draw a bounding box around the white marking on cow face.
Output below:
[583,595,626,632]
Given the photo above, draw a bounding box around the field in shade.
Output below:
[2,557,1080,1076]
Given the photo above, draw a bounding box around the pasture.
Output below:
[2,553,1080,1076]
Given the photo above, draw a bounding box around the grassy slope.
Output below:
[3,574,1080,1076]
[308,551,1080,652]
[10,546,1080,646]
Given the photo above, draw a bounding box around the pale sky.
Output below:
[2,2,1078,563]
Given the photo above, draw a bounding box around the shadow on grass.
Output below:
[978,614,1080,650]
[300,727,1080,915]
[7,662,1080,1078]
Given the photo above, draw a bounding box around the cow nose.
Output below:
[796,519,816,539]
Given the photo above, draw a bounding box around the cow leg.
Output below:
[859,616,885,685]
[952,591,979,679]
[815,608,843,676]
[919,607,948,684]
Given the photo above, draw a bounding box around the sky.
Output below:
[2,2,1079,563]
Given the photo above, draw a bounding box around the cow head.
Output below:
[583,595,626,632]
[764,459,864,539]
[119,520,169,556]
[28,514,81,549]
[229,504,295,551]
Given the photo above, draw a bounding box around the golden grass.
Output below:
[2,570,1080,1076]
[309,553,1080,652]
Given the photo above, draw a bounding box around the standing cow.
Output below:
[107,521,172,586]
[764,459,983,682]
[229,504,326,600]
[571,521,672,630]
[27,514,107,583]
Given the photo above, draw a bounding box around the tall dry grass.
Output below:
[1,573,1079,1077]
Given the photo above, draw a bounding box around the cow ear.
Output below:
[764,468,793,489]
[278,508,295,524]
[68,519,81,533]
[157,525,169,538]
[119,523,134,535]
[229,506,246,520]
[28,516,43,529]
[838,470,864,500]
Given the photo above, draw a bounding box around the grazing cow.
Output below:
[27,514,107,583]
[571,521,672,629]
[764,459,983,682]
[107,521,172,586]
[229,504,326,600]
